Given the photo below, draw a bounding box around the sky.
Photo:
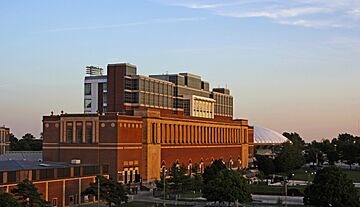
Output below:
[0,0,360,142]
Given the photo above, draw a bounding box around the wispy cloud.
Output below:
[42,17,205,33]
[173,3,225,9]
[349,8,360,19]
[218,7,331,19]
[278,19,349,28]
[167,0,360,28]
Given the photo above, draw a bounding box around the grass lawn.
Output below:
[250,183,307,196]
[178,191,203,199]
[343,170,360,182]
[278,167,360,183]
[123,202,193,207]
[278,168,316,182]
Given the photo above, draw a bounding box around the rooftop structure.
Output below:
[84,63,233,118]
[253,126,289,156]
[254,126,289,145]
[0,151,42,162]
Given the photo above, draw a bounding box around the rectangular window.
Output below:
[74,167,80,177]
[83,166,99,176]
[7,171,16,183]
[103,83,107,92]
[86,124,93,144]
[0,172,3,184]
[57,168,70,178]
[52,198,58,207]
[84,99,92,109]
[152,123,156,144]
[66,125,73,144]
[76,125,83,144]
[32,170,37,180]
[84,83,91,95]
[40,169,54,180]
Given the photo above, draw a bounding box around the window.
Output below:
[83,166,99,176]
[66,125,73,144]
[32,170,37,180]
[151,123,156,144]
[84,83,91,95]
[86,124,93,144]
[76,125,83,144]
[103,83,107,92]
[52,198,58,207]
[0,172,3,184]
[57,168,70,178]
[84,99,92,109]
[7,171,17,183]
[40,169,54,180]
[74,167,80,177]
[69,196,75,205]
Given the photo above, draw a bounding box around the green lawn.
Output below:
[344,170,360,182]
[123,202,193,207]
[278,168,316,182]
[249,183,307,196]
[278,167,360,183]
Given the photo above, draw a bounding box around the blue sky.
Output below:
[1,0,360,141]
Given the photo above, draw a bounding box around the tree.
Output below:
[255,155,275,175]
[202,167,251,205]
[166,163,191,192]
[305,147,324,166]
[9,133,42,151]
[340,143,359,170]
[82,176,128,207]
[203,160,226,185]
[274,142,305,173]
[283,132,305,149]
[326,149,339,165]
[304,167,360,207]
[0,192,19,207]
[11,179,50,207]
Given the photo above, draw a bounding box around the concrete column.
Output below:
[45,182,49,201]
[63,180,66,207]
[82,121,86,143]
[179,125,183,144]
[175,124,178,144]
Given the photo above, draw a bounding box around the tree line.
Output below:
[8,133,42,151]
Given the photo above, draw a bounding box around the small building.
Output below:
[0,160,107,207]
[0,126,10,155]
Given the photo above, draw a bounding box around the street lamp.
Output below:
[284,176,288,207]
[163,169,167,207]
[97,176,100,207]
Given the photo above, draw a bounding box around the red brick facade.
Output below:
[43,109,254,183]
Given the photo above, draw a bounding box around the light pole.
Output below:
[163,169,167,207]
[97,176,100,207]
[284,176,288,207]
